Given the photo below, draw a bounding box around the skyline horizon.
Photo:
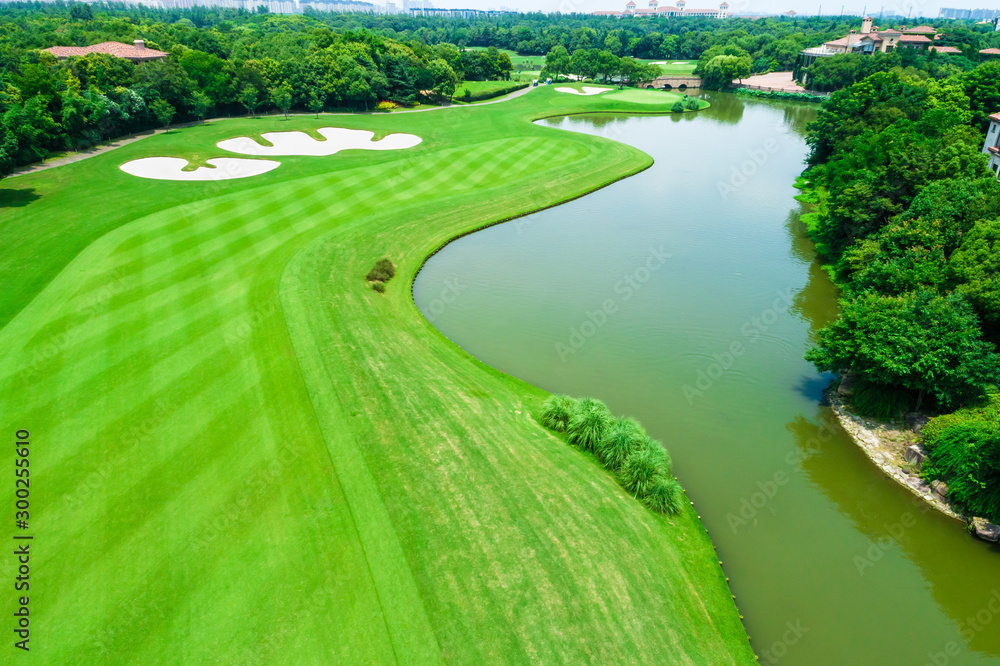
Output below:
[419,0,1000,19]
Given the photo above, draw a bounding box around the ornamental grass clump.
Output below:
[540,394,578,432]
[643,477,685,515]
[539,394,683,516]
[567,398,613,453]
[619,442,666,498]
[597,417,646,470]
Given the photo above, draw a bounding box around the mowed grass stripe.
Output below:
[1,86,751,664]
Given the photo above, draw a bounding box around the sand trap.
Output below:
[218,128,421,157]
[120,157,280,181]
[672,61,690,65]
[554,87,613,96]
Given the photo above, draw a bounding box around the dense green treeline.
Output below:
[800,66,1000,520]
[4,3,999,174]
[0,5,519,175]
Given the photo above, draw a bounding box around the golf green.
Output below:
[0,85,751,663]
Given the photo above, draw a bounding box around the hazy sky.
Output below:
[432,0,1000,19]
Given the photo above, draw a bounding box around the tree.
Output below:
[570,49,599,81]
[270,82,293,120]
[806,291,1000,409]
[149,99,175,131]
[69,3,94,20]
[191,91,211,122]
[429,59,458,101]
[307,91,324,118]
[702,54,752,89]
[545,45,570,82]
[239,85,259,118]
[604,33,624,57]
[952,218,1000,325]
[596,50,620,84]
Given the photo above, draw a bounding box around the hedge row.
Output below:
[540,395,684,515]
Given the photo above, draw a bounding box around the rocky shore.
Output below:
[827,380,999,543]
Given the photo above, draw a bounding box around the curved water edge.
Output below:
[414,92,1000,664]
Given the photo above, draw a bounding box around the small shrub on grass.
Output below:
[540,394,578,432]
[375,100,396,111]
[851,380,915,420]
[371,281,386,293]
[671,101,684,113]
[684,99,700,111]
[366,258,396,283]
[463,88,472,102]
[567,398,613,453]
[597,417,646,470]
[643,478,685,515]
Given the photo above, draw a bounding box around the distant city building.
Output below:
[938,7,1000,20]
[598,0,730,19]
[45,40,167,62]
[982,112,1000,179]
[408,6,513,16]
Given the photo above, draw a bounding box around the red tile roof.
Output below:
[899,34,932,43]
[980,48,1000,55]
[990,146,1000,155]
[907,25,937,34]
[825,34,874,47]
[44,41,167,61]
[929,45,961,54]
[989,112,1000,122]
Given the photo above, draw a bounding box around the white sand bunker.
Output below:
[120,157,280,181]
[218,128,421,157]
[554,87,613,96]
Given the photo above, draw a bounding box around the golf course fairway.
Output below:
[0,85,752,663]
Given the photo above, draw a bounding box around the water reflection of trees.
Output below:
[784,208,840,342]
[787,408,1000,659]
[702,91,745,125]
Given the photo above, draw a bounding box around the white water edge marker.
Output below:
[218,128,422,157]
[120,157,281,181]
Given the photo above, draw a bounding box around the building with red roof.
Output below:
[44,40,167,62]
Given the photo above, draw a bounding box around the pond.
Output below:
[413,92,1000,665]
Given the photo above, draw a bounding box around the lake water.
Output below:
[413,92,1000,665]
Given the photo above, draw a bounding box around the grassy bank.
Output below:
[0,84,749,663]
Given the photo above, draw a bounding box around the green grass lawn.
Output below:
[0,85,751,664]
[642,59,699,76]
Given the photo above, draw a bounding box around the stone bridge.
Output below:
[645,76,703,90]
